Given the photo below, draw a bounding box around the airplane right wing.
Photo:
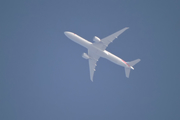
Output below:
[93,27,129,50]
[88,50,100,82]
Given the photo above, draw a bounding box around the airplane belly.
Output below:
[103,52,125,67]
[72,37,92,48]
[88,46,125,67]
[88,45,108,58]
[65,32,92,48]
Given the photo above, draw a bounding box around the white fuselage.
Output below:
[64,32,130,68]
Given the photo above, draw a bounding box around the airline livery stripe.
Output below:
[121,59,130,67]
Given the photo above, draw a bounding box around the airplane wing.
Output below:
[88,50,100,82]
[93,27,129,50]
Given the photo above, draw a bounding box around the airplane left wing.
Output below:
[88,50,100,82]
[93,27,129,50]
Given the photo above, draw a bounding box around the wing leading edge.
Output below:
[93,27,129,50]
[88,50,100,82]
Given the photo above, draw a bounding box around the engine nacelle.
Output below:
[82,53,90,59]
[93,36,101,42]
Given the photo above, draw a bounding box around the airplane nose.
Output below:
[64,31,73,38]
[64,31,69,36]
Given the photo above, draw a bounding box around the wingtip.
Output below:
[136,59,141,63]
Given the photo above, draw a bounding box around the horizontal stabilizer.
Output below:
[125,67,131,78]
[125,59,141,78]
[127,59,141,67]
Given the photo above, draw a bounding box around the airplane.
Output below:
[64,27,140,82]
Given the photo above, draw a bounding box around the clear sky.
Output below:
[1,0,180,120]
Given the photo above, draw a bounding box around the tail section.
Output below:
[125,59,141,78]
[127,59,141,66]
[125,67,131,78]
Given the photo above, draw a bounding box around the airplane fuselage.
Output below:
[64,32,129,68]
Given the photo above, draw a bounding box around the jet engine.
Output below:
[82,53,90,59]
[93,36,101,42]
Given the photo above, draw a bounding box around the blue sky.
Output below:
[1,0,180,120]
